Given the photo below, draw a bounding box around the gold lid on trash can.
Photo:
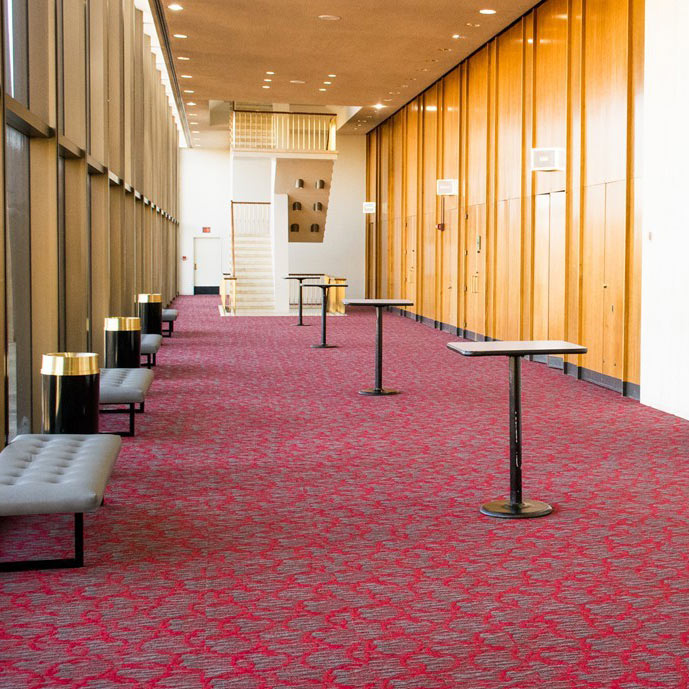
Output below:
[104,317,141,332]
[41,353,99,376]
[137,293,162,303]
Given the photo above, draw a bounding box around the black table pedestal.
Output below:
[293,279,311,327]
[359,306,398,396]
[311,288,337,348]
[480,355,552,519]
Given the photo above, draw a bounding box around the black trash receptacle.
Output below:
[41,353,100,434]
[137,294,162,335]
[104,317,141,368]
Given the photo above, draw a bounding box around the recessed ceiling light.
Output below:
[262,85,270,89]
[480,8,497,14]
[184,89,194,93]
[264,78,272,82]
[168,3,183,10]
[318,14,341,20]
[290,79,306,84]
[319,88,327,91]
[181,74,192,78]
[178,56,190,60]
[466,22,480,27]
[323,81,332,84]
[187,101,196,105]
[173,33,187,38]
[452,34,467,39]
[266,71,275,75]
[373,103,385,110]
[328,74,337,78]
[192,130,200,133]
[439,48,452,52]
[401,84,409,88]
[383,98,392,102]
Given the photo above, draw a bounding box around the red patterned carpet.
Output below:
[2,295,689,689]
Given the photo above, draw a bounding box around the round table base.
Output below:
[480,499,552,519]
[311,344,338,349]
[358,388,400,396]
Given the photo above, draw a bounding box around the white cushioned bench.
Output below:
[162,308,178,337]
[0,434,121,571]
[140,334,163,368]
[100,368,154,436]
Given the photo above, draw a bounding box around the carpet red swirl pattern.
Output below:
[2,295,689,688]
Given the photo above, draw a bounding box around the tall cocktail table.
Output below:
[283,275,321,326]
[447,340,587,518]
[304,283,348,348]
[343,298,414,395]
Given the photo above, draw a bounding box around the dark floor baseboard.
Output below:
[194,286,220,295]
[388,306,640,401]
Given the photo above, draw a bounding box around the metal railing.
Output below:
[231,111,337,153]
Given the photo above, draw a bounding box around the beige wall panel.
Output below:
[506,197,522,339]
[404,216,417,305]
[123,0,135,184]
[62,0,87,147]
[495,200,511,339]
[89,0,108,163]
[440,207,459,327]
[90,174,110,359]
[108,0,124,177]
[109,186,123,314]
[532,194,550,340]
[465,204,486,336]
[29,0,56,126]
[30,140,59,431]
[64,158,89,352]
[496,22,523,202]
[584,0,629,187]
[421,87,439,319]
[123,191,137,314]
[533,0,568,195]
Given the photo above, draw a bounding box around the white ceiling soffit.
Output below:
[162,0,541,146]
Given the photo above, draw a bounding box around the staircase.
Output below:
[233,235,275,312]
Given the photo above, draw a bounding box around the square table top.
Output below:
[283,275,321,280]
[343,299,414,307]
[447,340,587,357]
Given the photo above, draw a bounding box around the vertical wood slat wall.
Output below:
[366,0,643,396]
[1,0,180,440]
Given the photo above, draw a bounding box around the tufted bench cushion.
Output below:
[162,309,178,321]
[100,368,154,405]
[0,434,121,571]
[0,434,121,516]
[141,334,163,354]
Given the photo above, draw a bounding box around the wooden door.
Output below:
[465,204,486,338]
[440,205,459,328]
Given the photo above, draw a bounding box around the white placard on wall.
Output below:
[436,179,459,196]
[363,201,377,214]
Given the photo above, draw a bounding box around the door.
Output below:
[464,204,486,338]
[194,237,222,294]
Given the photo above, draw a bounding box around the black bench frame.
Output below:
[0,513,84,572]
[163,320,174,337]
[141,353,157,368]
[100,402,145,437]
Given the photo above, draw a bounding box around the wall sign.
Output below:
[436,179,459,196]
[202,227,211,233]
[363,201,376,214]
[531,148,566,171]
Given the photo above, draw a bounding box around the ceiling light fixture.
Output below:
[262,85,270,89]
[187,101,196,106]
[173,33,187,38]
[480,8,497,14]
[266,71,275,75]
[318,14,341,20]
[328,74,337,77]
[181,74,192,79]
[264,78,272,82]
[178,56,190,60]
[466,22,480,27]
[290,79,306,84]
[319,88,327,91]
[373,103,385,110]
[323,81,332,84]
[168,3,183,10]
[383,98,392,102]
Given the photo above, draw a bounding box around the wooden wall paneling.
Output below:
[90,173,110,359]
[365,131,377,296]
[108,0,124,177]
[602,180,626,380]
[421,85,438,321]
[533,0,568,196]
[520,12,535,340]
[459,63,469,333]
[440,69,459,328]
[0,29,5,442]
[467,48,489,206]
[465,204,487,337]
[29,0,56,126]
[109,184,123,314]
[506,197,522,338]
[565,0,584,369]
[403,100,419,310]
[122,190,136,313]
[64,158,89,351]
[548,191,566,340]
[378,123,390,297]
[143,204,153,293]
[532,193,550,340]
[580,184,606,373]
[495,200,511,339]
[29,139,60,430]
[135,199,144,296]
[390,112,404,300]
[123,0,135,184]
[62,0,87,147]
[584,0,629,187]
[89,0,108,164]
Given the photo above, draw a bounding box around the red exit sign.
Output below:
[202,227,211,233]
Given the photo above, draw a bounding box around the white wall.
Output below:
[640,0,689,419]
[288,135,367,297]
[179,148,232,295]
[232,156,272,202]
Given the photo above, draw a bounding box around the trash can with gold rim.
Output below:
[104,317,141,368]
[137,293,162,335]
[41,353,100,434]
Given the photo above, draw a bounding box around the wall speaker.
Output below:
[290,224,299,232]
[315,179,326,189]
[310,224,320,232]
[313,202,323,212]
[531,148,566,172]
[292,202,302,211]
[295,179,304,188]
